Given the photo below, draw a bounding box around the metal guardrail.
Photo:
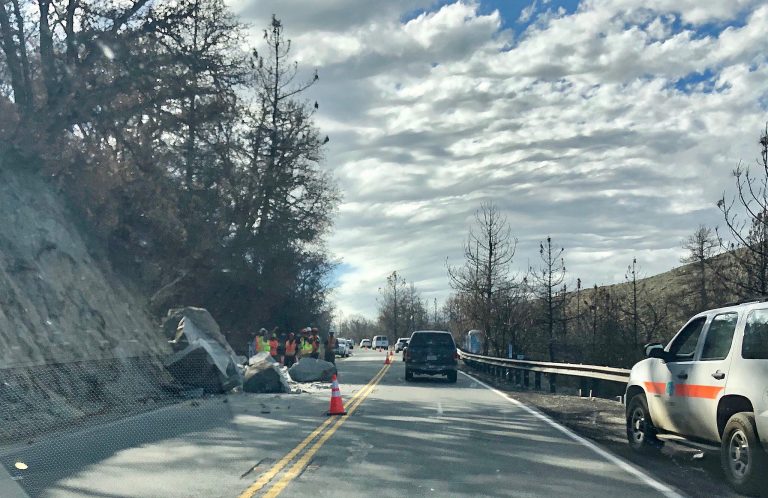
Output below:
[458,349,631,384]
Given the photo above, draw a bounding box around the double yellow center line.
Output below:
[238,362,391,498]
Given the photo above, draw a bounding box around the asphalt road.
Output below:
[1,350,683,497]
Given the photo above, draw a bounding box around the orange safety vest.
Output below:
[285,340,297,356]
[269,338,278,356]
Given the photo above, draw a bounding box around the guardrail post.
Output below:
[590,378,599,398]
[579,378,588,397]
[523,371,529,389]
[549,373,556,393]
[515,369,522,386]
[534,372,541,390]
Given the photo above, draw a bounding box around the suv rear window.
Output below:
[409,333,455,347]
[744,309,768,359]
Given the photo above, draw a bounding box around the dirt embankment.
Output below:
[0,160,177,445]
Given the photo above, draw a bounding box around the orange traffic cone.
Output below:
[327,374,347,416]
[384,354,391,365]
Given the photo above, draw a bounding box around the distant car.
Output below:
[404,331,458,383]
[360,339,371,349]
[373,335,389,350]
[395,337,409,352]
[334,338,349,357]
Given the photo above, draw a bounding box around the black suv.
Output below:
[404,331,458,383]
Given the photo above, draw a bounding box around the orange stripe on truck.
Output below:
[674,384,723,399]
[644,381,723,399]
[644,382,666,394]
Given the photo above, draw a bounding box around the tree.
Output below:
[717,125,768,298]
[378,271,408,338]
[0,8,340,343]
[448,202,517,354]
[625,258,640,349]
[339,315,379,343]
[528,236,566,361]
[680,225,718,311]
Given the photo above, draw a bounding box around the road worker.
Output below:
[276,332,287,366]
[324,331,337,365]
[300,328,314,359]
[254,328,270,355]
[310,328,320,359]
[284,332,298,367]
[269,331,279,362]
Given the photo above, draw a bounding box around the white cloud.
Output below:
[234,0,768,318]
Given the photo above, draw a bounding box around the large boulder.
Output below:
[163,307,242,393]
[243,359,291,393]
[288,358,337,383]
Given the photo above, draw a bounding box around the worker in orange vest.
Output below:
[324,331,337,365]
[268,331,279,363]
[284,332,298,367]
[310,328,320,359]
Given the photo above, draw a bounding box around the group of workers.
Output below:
[249,327,338,367]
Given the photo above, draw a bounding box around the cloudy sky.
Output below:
[230,0,768,318]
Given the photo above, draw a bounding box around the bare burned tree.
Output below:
[625,258,639,348]
[378,271,407,339]
[448,202,517,354]
[680,225,718,310]
[717,125,768,298]
[529,236,565,361]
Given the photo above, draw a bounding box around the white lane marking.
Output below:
[458,371,684,498]
[437,401,443,416]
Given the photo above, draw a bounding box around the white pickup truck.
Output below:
[625,301,768,495]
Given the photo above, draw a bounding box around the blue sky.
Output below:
[233,0,768,318]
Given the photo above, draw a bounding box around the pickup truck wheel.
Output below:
[721,412,766,496]
[626,394,663,453]
[405,368,413,382]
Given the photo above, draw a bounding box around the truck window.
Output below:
[667,317,706,361]
[700,313,738,361]
[743,308,768,359]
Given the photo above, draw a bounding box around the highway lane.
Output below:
[0,355,380,498]
[0,350,682,497]
[261,350,680,497]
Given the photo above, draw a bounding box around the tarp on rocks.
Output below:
[248,352,276,365]
[243,358,291,393]
[288,358,337,383]
[163,307,242,393]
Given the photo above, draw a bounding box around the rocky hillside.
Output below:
[0,162,170,366]
[0,157,175,444]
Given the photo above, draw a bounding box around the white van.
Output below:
[373,335,389,349]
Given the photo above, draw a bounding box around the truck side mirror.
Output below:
[644,343,667,361]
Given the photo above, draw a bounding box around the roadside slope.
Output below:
[0,157,175,444]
